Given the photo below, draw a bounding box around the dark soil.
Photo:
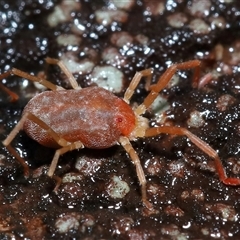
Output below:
[1,0,240,239]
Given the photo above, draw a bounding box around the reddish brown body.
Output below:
[23,86,136,149]
[3,58,240,215]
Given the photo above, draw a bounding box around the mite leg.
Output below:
[2,112,84,178]
[123,68,153,103]
[2,113,35,177]
[47,141,84,178]
[145,126,240,186]
[45,57,81,90]
[119,136,158,214]
[135,60,201,115]
[46,140,84,192]
[0,81,19,102]
[0,68,64,92]
[3,144,29,177]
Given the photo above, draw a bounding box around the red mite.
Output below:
[1,58,240,214]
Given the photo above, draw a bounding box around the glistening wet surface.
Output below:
[1,1,240,239]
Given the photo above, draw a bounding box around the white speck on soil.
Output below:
[95,9,128,26]
[57,34,82,46]
[55,213,81,233]
[188,18,210,35]
[90,65,124,93]
[167,13,188,28]
[187,110,205,128]
[47,0,81,27]
[106,175,130,199]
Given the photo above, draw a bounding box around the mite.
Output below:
[1,58,240,214]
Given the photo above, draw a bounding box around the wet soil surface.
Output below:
[1,0,240,239]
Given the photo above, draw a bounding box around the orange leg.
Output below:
[135,60,201,115]
[145,126,240,186]
[119,136,159,215]
[123,68,153,103]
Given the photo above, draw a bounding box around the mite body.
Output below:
[1,57,240,215]
[23,87,135,149]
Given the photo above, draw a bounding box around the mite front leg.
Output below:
[123,68,153,103]
[135,60,201,116]
[119,136,158,215]
[145,126,240,186]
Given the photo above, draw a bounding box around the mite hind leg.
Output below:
[0,67,65,93]
[45,57,81,90]
[2,112,84,180]
[47,140,84,192]
[0,80,19,102]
